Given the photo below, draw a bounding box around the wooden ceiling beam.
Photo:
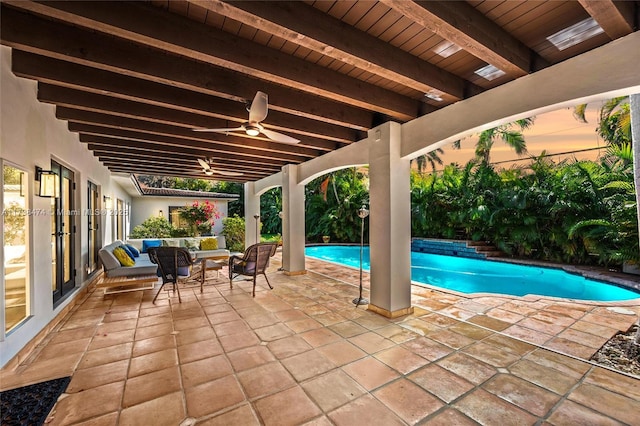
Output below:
[579,0,635,39]
[2,6,371,130]
[37,84,340,151]
[1,3,415,122]
[379,0,535,76]
[70,122,307,163]
[37,84,353,146]
[190,0,470,99]
[11,50,371,133]
[56,107,320,159]
[106,166,249,182]
[83,136,289,168]
[99,159,266,180]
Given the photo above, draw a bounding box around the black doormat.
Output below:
[0,376,71,426]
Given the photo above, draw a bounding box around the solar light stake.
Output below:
[353,205,370,306]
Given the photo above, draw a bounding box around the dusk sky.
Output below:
[435,103,605,170]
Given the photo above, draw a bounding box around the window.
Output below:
[169,206,189,230]
[2,163,31,333]
[116,199,124,241]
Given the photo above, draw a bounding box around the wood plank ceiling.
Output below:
[1,1,637,182]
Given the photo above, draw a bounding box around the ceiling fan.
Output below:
[197,158,243,177]
[193,91,300,144]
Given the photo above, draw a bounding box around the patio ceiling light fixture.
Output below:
[474,64,506,81]
[35,166,59,198]
[433,40,461,58]
[547,17,604,51]
[425,90,444,102]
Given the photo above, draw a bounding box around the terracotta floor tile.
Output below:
[96,319,138,333]
[568,383,640,425]
[509,359,579,394]
[341,357,400,391]
[353,313,391,330]
[134,323,174,341]
[374,345,429,374]
[532,311,577,328]
[447,322,494,340]
[132,334,176,357]
[128,348,178,378]
[281,349,335,381]
[518,317,567,335]
[327,394,405,426]
[104,310,139,322]
[174,325,216,346]
[173,315,209,331]
[401,336,453,361]
[177,338,223,364]
[467,314,511,331]
[483,373,561,416]
[207,310,242,324]
[49,381,125,425]
[136,313,172,328]
[78,342,133,369]
[300,415,333,426]
[524,349,591,379]
[423,408,478,425]
[36,338,92,361]
[139,305,171,318]
[275,309,309,322]
[254,386,323,426]
[483,334,536,356]
[400,318,442,336]
[237,361,296,399]
[583,367,640,400]
[88,329,136,351]
[301,370,366,412]
[202,302,233,315]
[557,328,608,349]
[312,311,347,326]
[348,332,395,354]
[426,329,475,350]
[118,391,185,426]
[375,378,444,424]
[463,342,521,368]
[329,321,368,338]
[213,319,251,337]
[317,340,367,366]
[181,354,233,389]
[545,337,597,359]
[198,404,260,426]
[454,388,537,425]
[219,330,261,352]
[255,323,295,341]
[546,399,623,426]
[66,359,129,393]
[375,324,418,343]
[47,326,96,345]
[570,320,618,339]
[286,318,324,333]
[301,328,343,347]
[243,313,281,329]
[267,335,313,359]
[503,324,553,345]
[436,306,477,320]
[185,374,245,418]
[485,308,525,324]
[436,352,497,386]
[408,364,475,403]
[227,345,276,372]
[122,366,181,408]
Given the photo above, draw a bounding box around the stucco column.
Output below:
[244,182,260,248]
[367,121,413,318]
[282,164,306,275]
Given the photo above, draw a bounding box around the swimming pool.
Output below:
[305,245,640,301]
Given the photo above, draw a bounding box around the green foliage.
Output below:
[260,187,282,235]
[129,216,175,238]
[222,214,245,252]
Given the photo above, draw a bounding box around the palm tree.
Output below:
[474,118,535,164]
[412,148,444,175]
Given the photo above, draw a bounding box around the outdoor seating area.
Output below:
[1,252,638,425]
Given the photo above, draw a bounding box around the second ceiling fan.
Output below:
[194,91,300,144]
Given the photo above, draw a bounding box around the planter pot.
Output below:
[322,236,330,244]
[623,261,640,275]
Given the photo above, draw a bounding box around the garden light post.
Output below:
[353,205,369,306]
[254,213,260,244]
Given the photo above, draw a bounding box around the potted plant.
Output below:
[179,200,220,237]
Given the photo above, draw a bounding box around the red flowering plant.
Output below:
[178,200,221,236]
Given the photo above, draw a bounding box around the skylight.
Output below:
[474,64,506,81]
[547,17,604,51]
[433,40,462,58]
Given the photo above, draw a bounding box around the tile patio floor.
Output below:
[1,252,639,425]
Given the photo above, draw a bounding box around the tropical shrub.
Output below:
[222,214,245,252]
[130,216,175,238]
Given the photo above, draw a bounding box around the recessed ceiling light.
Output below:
[424,90,444,102]
[474,64,506,81]
[547,17,604,51]
[433,40,462,58]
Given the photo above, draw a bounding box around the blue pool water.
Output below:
[305,245,640,301]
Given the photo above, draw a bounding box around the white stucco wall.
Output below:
[0,45,130,367]
[130,196,231,236]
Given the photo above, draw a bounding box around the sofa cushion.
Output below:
[142,239,162,253]
[125,244,140,258]
[182,238,199,250]
[200,238,218,250]
[113,247,135,266]
[162,239,181,247]
[121,244,138,259]
[98,247,121,271]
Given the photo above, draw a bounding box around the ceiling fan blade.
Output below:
[249,91,268,123]
[261,128,300,144]
[197,158,210,169]
[212,169,244,177]
[193,126,244,133]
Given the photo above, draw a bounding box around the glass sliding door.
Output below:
[51,161,75,304]
[87,181,100,276]
[2,163,30,333]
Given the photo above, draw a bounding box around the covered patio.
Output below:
[2,257,640,425]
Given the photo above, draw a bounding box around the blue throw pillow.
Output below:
[121,244,137,260]
[124,244,140,258]
[141,239,162,253]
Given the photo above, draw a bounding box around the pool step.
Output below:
[411,239,505,259]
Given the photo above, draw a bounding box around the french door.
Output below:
[87,181,100,276]
[51,161,75,304]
